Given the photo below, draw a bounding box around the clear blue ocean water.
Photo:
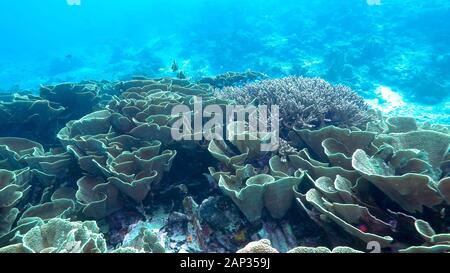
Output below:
[0,0,449,123]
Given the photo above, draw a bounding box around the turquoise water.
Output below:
[1,0,449,123]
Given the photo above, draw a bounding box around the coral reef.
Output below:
[0,218,107,253]
[289,117,450,252]
[0,81,116,147]
[40,83,100,121]
[237,240,363,253]
[198,71,268,88]
[0,95,65,146]
[0,74,448,254]
[237,239,279,253]
[207,121,303,222]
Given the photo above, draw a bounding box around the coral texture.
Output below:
[0,75,448,254]
[215,77,374,132]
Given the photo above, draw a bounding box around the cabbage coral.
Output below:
[0,74,448,254]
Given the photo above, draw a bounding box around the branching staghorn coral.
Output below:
[215,76,374,133]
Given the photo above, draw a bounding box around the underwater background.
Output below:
[0,0,449,122]
[0,0,449,254]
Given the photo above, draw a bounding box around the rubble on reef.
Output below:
[0,73,449,253]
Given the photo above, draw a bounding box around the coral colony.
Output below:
[170,96,280,151]
[0,0,449,256]
[0,73,448,254]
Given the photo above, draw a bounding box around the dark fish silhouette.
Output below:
[171,60,179,72]
[177,71,186,79]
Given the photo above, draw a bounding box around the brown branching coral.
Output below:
[215,76,374,133]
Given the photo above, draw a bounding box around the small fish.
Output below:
[65,54,73,59]
[171,60,179,72]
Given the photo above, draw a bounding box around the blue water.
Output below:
[0,0,449,123]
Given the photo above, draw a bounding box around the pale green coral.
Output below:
[0,168,32,238]
[296,189,394,248]
[208,122,302,222]
[352,149,444,213]
[0,218,107,253]
[120,221,165,253]
[0,74,448,255]
[237,239,279,253]
[288,246,363,253]
[399,219,450,253]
